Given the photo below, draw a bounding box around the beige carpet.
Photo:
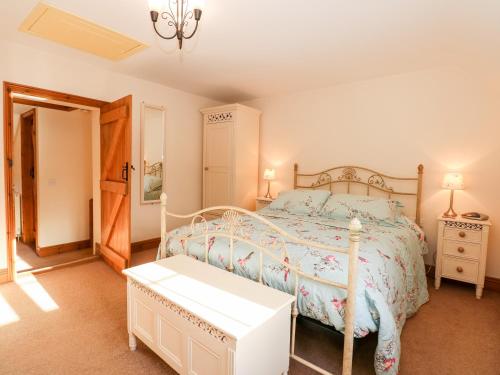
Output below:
[16,241,94,272]
[0,258,499,375]
[130,248,157,266]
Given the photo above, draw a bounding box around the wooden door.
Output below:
[203,122,233,207]
[100,96,132,273]
[20,110,37,245]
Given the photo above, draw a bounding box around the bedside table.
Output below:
[435,216,491,299]
[256,197,273,210]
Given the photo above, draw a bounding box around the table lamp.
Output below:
[442,172,464,218]
[263,168,276,199]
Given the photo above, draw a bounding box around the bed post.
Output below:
[342,218,362,375]
[160,193,168,259]
[293,163,298,189]
[416,164,424,226]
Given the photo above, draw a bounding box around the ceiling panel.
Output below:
[19,3,147,61]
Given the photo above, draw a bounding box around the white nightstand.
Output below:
[256,197,273,210]
[435,216,492,299]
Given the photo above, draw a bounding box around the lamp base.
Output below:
[264,180,273,199]
[442,190,457,218]
[442,210,458,218]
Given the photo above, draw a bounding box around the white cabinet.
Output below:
[201,104,261,212]
[435,216,492,299]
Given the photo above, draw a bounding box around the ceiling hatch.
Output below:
[19,3,147,61]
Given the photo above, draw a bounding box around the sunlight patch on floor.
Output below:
[0,294,20,326]
[15,255,33,272]
[16,274,59,312]
[14,239,35,272]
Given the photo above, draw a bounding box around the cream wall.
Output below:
[0,40,220,271]
[36,108,92,247]
[246,67,500,279]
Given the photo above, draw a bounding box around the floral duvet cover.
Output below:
[159,208,429,374]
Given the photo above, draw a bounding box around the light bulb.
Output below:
[148,0,163,12]
[191,0,205,11]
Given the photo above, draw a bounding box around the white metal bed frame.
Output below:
[159,163,424,375]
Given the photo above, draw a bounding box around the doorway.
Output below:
[13,102,95,273]
[3,82,133,281]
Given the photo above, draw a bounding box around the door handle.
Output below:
[122,162,129,181]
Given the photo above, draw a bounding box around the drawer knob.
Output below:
[458,231,466,238]
[456,266,464,273]
[457,247,465,253]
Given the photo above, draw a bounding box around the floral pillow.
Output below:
[319,194,402,222]
[269,190,331,215]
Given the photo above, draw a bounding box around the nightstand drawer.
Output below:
[443,227,481,243]
[442,256,478,283]
[443,240,481,260]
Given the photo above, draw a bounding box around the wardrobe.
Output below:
[200,104,261,213]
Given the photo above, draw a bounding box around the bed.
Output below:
[157,164,429,375]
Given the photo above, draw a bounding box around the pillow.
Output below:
[319,194,402,222]
[269,190,331,215]
[144,175,162,192]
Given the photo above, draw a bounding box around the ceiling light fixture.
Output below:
[148,0,204,49]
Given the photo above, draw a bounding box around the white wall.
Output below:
[36,108,92,247]
[0,40,221,271]
[246,67,500,279]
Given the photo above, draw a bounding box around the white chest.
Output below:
[124,255,295,375]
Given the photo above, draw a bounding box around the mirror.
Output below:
[140,102,165,204]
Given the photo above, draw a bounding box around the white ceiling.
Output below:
[2,0,500,102]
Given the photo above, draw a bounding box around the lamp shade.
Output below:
[148,0,163,12]
[191,0,205,10]
[263,168,276,181]
[442,172,464,190]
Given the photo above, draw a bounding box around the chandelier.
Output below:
[148,0,204,49]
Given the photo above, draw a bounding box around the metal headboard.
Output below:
[293,163,424,226]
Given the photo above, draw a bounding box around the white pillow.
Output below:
[269,190,331,215]
[144,175,162,193]
[320,194,402,222]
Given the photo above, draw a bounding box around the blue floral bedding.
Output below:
[159,208,429,374]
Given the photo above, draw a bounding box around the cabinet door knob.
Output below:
[456,266,464,273]
[458,231,466,238]
[204,167,209,171]
[457,247,465,253]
